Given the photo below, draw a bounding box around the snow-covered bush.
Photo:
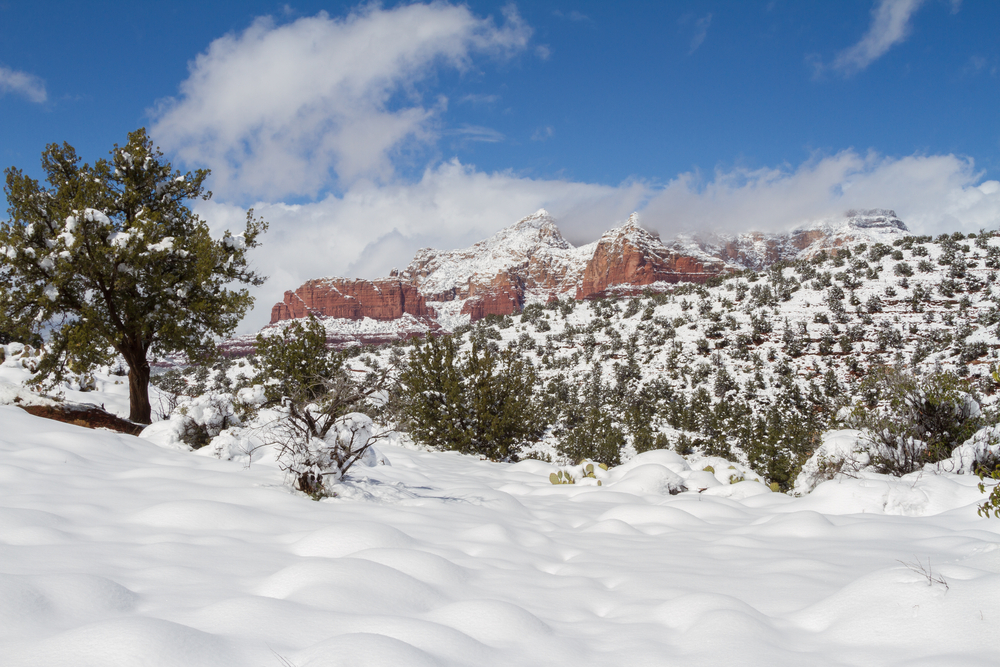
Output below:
[140,391,241,450]
[270,408,387,498]
[854,369,984,475]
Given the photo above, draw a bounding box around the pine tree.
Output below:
[1,129,266,423]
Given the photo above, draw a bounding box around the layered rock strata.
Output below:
[270,278,430,324]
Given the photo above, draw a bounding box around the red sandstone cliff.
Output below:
[577,215,729,299]
[268,209,908,331]
[270,278,431,324]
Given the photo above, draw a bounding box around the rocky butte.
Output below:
[267,208,909,338]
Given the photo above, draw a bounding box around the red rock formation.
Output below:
[577,218,728,299]
[460,271,526,321]
[270,278,430,324]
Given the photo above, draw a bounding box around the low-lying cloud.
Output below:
[207,150,999,333]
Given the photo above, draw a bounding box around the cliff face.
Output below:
[577,215,729,299]
[460,270,527,320]
[268,208,910,332]
[269,278,430,324]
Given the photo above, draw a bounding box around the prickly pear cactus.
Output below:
[550,470,575,485]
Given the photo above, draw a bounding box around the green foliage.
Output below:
[400,335,538,461]
[254,316,341,405]
[977,459,1000,518]
[859,368,984,475]
[0,129,265,422]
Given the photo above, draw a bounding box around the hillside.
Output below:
[3,224,1000,666]
[240,219,1000,486]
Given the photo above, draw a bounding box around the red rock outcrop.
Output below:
[270,278,430,324]
[265,209,908,335]
[577,216,729,299]
[460,271,526,321]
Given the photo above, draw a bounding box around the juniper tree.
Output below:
[254,316,341,406]
[0,129,266,423]
[400,335,538,461]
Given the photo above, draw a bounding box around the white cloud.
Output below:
[643,150,1000,237]
[150,3,531,200]
[689,13,713,55]
[206,159,647,332]
[211,150,1000,334]
[832,0,926,75]
[448,124,505,143]
[0,65,47,103]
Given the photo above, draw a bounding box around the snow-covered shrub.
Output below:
[853,369,985,475]
[932,424,1000,475]
[271,408,386,498]
[140,391,242,450]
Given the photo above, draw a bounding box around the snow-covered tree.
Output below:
[0,129,266,423]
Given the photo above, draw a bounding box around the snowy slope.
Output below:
[400,209,593,298]
[672,209,911,272]
[1,405,999,667]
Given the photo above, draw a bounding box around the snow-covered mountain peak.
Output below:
[400,210,581,299]
[599,212,662,249]
[794,209,909,238]
[476,209,572,254]
[844,208,907,232]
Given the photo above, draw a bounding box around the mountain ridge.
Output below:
[267,208,910,339]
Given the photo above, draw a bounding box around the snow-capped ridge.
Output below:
[270,205,919,337]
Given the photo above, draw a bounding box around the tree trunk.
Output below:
[123,345,152,424]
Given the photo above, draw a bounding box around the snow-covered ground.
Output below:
[2,400,999,666]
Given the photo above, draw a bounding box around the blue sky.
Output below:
[2,1,999,329]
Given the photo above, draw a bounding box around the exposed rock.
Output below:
[460,270,526,320]
[265,208,910,337]
[270,278,430,324]
[577,214,729,299]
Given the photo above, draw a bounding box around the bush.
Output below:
[859,369,984,475]
[254,316,341,405]
[400,335,538,461]
[559,409,626,467]
[274,411,386,499]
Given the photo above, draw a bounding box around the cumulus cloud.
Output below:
[832,0,926,75]
[0,64,47,103]
[208,150,999,333]
[151,3,531,200]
